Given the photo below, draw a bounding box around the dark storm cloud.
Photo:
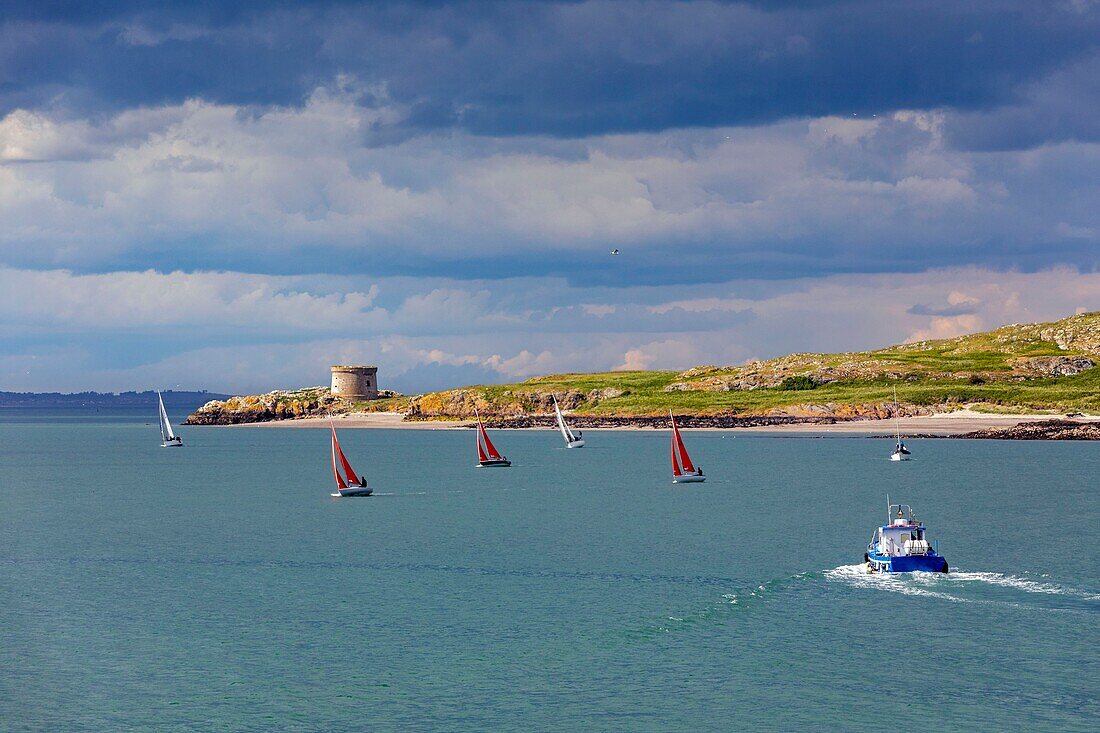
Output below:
[2,1,1097,143]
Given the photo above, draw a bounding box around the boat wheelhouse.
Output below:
[865,502,948,573]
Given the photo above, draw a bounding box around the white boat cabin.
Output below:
[870,505,932,557]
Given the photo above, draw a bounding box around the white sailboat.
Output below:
[552,395,585,448]
[157,391,183,447]
[670,411,705,483]
[890,386,911,461]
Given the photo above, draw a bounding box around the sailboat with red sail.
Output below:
[329,421,373,496]
[670,411,705,483]
[474,408,511,467]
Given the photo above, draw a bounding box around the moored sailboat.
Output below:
[552,395,585,448]
[474,408,511,467]
[157,391,183,447]
[670,411,704,483]
[330,421,372,497]
[890,385,911,461]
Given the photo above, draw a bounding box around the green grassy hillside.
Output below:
[405,311,1100,418]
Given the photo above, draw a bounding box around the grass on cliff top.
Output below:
[465,367,1099,416]
[438,312,1100,416]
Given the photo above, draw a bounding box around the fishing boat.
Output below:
[890,385,911,461]
[670,411,704,483]
[474,408,511,467]
[157,391,183,447]
[552,395,585,448]
[329,421,372,497]
[864,500,948,573]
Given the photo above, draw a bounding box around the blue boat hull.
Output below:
[866,552,948,573]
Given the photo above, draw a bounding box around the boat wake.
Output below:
[824,564,963,601]
[646,564,1099,639]
[929,570,1100,601]
[823,564,1100,607]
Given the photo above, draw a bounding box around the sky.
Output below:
[2,0,1099,394]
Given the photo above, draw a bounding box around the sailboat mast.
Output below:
[893,385,902,442]
[331,434,347,489]
[669,410,683,475]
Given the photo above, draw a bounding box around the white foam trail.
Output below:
[935,571,1100,601]
[824,564,965,602]
[825,565,1100,604]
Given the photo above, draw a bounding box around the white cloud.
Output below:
[3,265,1098,393]
[906,314,985,343]
[1,86,1096,277]
[0,268,380,332]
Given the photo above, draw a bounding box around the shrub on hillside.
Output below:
[779,375,817,391]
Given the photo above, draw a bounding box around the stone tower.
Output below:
[330,365,379,400]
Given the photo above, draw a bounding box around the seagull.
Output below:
[610,249,620,255]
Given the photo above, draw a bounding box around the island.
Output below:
[186,311,1100,438]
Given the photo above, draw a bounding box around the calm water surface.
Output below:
[1,415,1097,731]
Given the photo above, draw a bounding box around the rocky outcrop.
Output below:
[185,388,350,424]
[956,419,1100,440]
[1008,356,1095,377]
[763,402,934,419]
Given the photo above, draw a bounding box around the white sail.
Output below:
[553,395,572,443]
[553,395,583,447]
[158,391,176,441]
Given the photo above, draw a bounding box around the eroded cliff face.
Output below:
[185,388,350,424]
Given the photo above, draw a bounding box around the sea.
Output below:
[1,409,1097,732]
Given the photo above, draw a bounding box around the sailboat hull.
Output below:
[672,474,706,483]
[890,452,910,461]
[565,439,585,448]
[332,487,373,497]
[161,441,183,448]
[478,459,512,467]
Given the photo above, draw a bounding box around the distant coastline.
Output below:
[0,390,229,410]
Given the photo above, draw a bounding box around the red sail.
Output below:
[480,421,503,460]
[330,423,361,486]
[331,433,347,490]
[671,414,696,474]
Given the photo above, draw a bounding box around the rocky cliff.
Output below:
[184,388,350,424]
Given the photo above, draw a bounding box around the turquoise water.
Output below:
[2,416,1098,731]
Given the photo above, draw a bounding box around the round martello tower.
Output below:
[330,365,379,400]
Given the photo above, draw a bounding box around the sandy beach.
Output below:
[240,408,1097,435]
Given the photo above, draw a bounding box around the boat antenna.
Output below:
[886,493,890,522]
